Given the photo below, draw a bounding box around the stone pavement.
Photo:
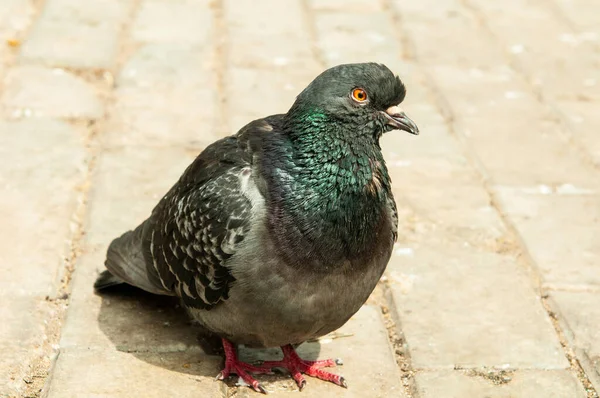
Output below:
[0,0,598,397]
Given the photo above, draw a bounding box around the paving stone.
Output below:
[132,0,212,45]
[387,242,568,369]
[382,105,506,251]
[20,0,133,70]
[0,295,47,397]
[392,0,504,69]
[469,0,600,102]
[390,0,462,21]
[60,246,202,353]
[225,0,317,70]
[467,0,600,171]
[393,179,506,251]
[237,305,407,397]
[227,67,315,132]
[2,66,104,119]
[415,370,586,398]
[0,0,34,41]
[392,0,600,188]
[0,118,84,396]
[425,64,599,187]
[495,188,600,288]
[559,100,600,166]
[424,64,531,117]
[314,11,402,68]
[309,0,383,12]
[223,0,320,131]
[459,113,598,188]
[104,43,218,147]
[46,348,223,398]
[382,114,454,159]
[0,119,85,295]
[85,146,197,247]
[549,291,600,388]
[553,0,600,31]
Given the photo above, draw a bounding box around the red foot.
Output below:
[216,339,346,393]
[217,338,271,394]
[260,344,347,391]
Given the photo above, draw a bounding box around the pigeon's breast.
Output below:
[188,178,395,347]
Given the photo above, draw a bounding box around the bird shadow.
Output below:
[95,284,324,389]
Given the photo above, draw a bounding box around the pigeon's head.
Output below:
[286,63,419,139]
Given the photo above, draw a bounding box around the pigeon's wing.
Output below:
[387,193,398,242]
[144,119,277,310]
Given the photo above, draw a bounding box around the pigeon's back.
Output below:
[95,118,276,309]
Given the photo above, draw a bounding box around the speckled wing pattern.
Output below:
[146,136,255,310]
[387,193,398,242]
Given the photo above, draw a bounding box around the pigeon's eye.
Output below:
[351,88,368,102]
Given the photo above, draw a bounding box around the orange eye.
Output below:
[352,88,368,102]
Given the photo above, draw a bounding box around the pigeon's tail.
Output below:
[96,222,172,296]
[93,270,125,290]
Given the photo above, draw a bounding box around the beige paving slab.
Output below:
[309,0,383,12]
[495,188,600,288]
[85,146,197,247]
[236,305,407,397]
[392,0,600,188]
[104,43,218,147]
[132,0,212,45]
[559,100,600,166]
[387,243,568,369]
[383,118,458,160]
[0,118,85,396]
[415,369,586,398]
[385,138,506,252]
[0,0,34,41]
[224,0,320,131]
[0,295,49,397]
[227,67,315,132]
[467,0,600,172]
[0,295,46,356]
[391,0,504,69]
[2,65,104,119]
[382,103,507,252]
[314,11,402,68]
[46,348,223,398]
[0,118,85,295]
[554,0,600,31]
[423,64,532,118]
[20,0,133,70]
[425,65,598,188]
[469,0,600,102]
[225,0,317,70]
[550,291,600,389]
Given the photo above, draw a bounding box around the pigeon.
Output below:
[94,62,419,393]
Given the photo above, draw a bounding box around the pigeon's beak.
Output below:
[383,106,419,135]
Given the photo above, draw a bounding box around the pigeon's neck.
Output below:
[264,112,392,268]
[284,110,389,194]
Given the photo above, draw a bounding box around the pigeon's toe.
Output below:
[219,339,272,394]
[260,344,346,391]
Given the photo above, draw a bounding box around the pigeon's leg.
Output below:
[216,338,270,394]
[260,344,346,391]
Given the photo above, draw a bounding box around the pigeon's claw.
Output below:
[260,344,346,391]
[218,339,346,393]
[219,338,271,394]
